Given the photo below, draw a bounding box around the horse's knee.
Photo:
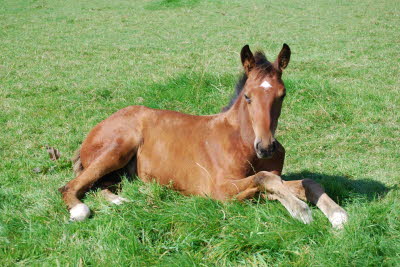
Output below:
[254,171,282,189]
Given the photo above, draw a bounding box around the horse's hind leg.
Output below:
[94,175,130,205]
[101,189,130,205]
[283,179,348,228]
[95,156,137,205]
[60,146,135,221]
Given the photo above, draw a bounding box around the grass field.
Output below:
[1,0,399,265]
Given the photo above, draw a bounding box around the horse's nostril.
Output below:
[256,141,261,150]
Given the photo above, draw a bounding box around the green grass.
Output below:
[1,0,399,265]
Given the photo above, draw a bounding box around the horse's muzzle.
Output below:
[255,140,277,159]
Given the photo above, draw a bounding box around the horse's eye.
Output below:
[244,94,251,103]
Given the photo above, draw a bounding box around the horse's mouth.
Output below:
[256,150,274,159]
[255,141,276,159]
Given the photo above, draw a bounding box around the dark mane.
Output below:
[222,51,274,112]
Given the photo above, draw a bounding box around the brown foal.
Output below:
[59,44,348,228]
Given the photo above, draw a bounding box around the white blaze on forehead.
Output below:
[260,81,272,90]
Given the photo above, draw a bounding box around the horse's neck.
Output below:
[224,98,255,148]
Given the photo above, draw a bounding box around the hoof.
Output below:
[276,194,313,224]
[69,203,90,222]
[290,198,313,224]
[329,209,348,229]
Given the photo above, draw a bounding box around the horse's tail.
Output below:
[72,147,84,177]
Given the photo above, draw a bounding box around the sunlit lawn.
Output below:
[0,0,399,265]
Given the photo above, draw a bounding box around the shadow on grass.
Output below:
[283,171,391,204]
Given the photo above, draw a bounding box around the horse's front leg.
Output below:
[218,171,312,224]
[283,179,348,228]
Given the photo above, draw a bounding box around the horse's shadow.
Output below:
[282,171,391,205]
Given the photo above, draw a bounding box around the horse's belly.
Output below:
[135,143,214,196]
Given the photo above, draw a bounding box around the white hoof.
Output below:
[277,195,313,224]
[329,209,348,229]
[111,196,129,205]
[291,198,313,224]
[69,203,90,221]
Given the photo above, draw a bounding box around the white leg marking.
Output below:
[111,196,130,205]
[273,193,313,224]
[316,194,348,229]
[101,189,130,205]
[69,203,90,221]
[286,196,313,224]
[329,209,348,229]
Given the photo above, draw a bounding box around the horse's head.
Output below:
[240,44,291,159]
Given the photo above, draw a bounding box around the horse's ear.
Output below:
[240,45,255,75]
[274,43,291,71]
